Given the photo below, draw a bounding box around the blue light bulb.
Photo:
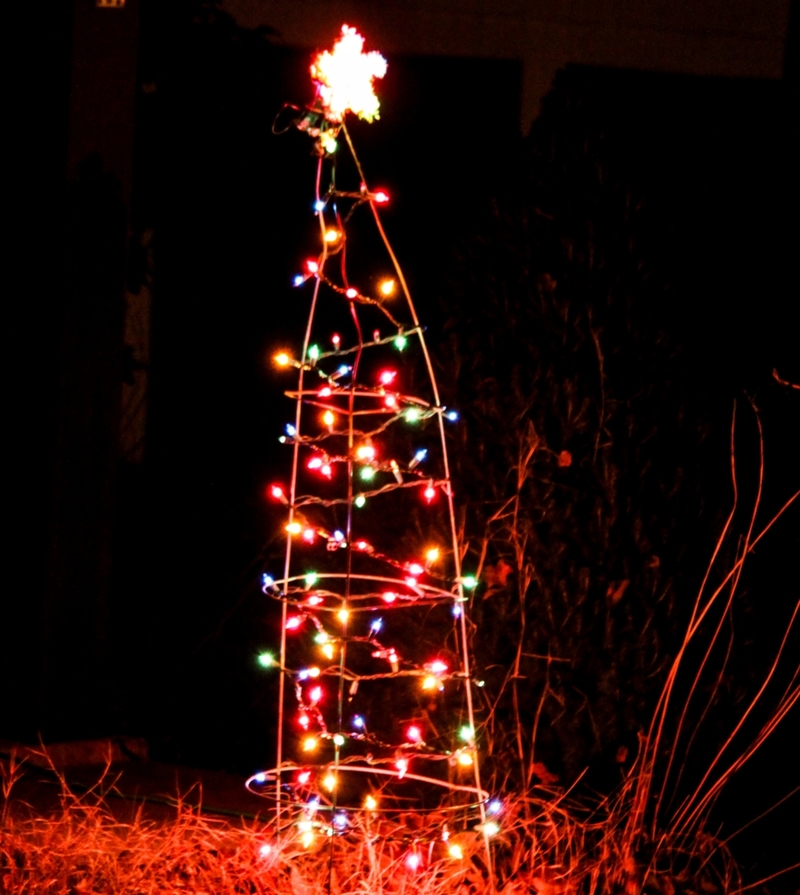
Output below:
[313,199,326,212]
[293,274,305,287]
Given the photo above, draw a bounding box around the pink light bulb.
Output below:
[309,686,323,704]
[305,259,319,273]
[302,528,316,544]
[382,592,397,603]
[298,713,310,729]
[307,456,323,470]
[407,563,424,577]
[407,725,422,743]
[285,616,303,631]
[321,464,332,478]
[379,369,397,385]
[297,770,311,784]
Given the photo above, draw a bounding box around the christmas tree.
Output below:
[248,26,497,866]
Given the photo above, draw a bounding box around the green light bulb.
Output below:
[355,495,366,508]
[305,572,318,587]
[257,652,275,668]
[394,334,407,351]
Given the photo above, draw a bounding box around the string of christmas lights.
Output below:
[250,25,499,868]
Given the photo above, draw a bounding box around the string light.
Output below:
[257,652,275,668]
[263,28,486,863]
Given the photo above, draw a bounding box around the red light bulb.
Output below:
[285,616,303,631]
[374,190,389,204]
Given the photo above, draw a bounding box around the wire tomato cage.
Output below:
[252,25,497,865]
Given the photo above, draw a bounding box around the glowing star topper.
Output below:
[311,26,387,123]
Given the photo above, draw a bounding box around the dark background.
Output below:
[6,0,798,888]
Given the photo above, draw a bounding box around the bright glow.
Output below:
[314,199,326,212]
[379,278,395,296]
[483,821,500,837]
[254,772,267,784]
[321,464,332,478]
[308,344,320,360]
[411,448,427,467]
[324,228,341,243]
[309,686,323,703]
[406,725,422,743]
[457,751,474,767]
[379,369,397,385]
[423,484,436,503]
[422,675,437,691]
[293,274,305,287]
[356,443,376,461]
[382,591,397,603]
[286,424,297,437]
[337,609,349,623]
[405,851,420,871]
[373,190,389,204]
[318,386,332,397]
[305,259,319,273]
[302,736,318,752]
[274,352,290,367]
[314,631,329,644]
[355,540,369,551]
[323,410,335,427]
[307,595,323,606]
[323,773,337,792]
[459,725,474,742]
[425,548,440,563]
[269,484,285,501]
[305,572,319,587]
[333,812,348,829]
[448,844,463,860]
[308,456,323,470]
[333,733,345,746]
[311,26,387,123]
[370,617,382,633]
[261,574,275,589]
[395,757,408,778]
[365,794,377,811]
[452,604,463,618]
[319,132,337,154]
[333,530,344,542]
[286,521,302,535]
[461,575,478,589]
[354,494,366,507]
[257,652,275,668]
[429,660,447,674]
[359,466,375,481]
[487,799,502,815]
[297,770,311,784]
[352,714,365,728]
[345,287,359,299]
[446,409,459,421]
[384,394,398,409]
[407,563,424,577]
[298,713,310,729]
[302,528,316,544]
[259,843,273,857]
[285,616,303,631]
[321,642,334,659]
[301,830,315,848]
[394,334,407,351]
[332,333,340,346]
[405,407,420,423]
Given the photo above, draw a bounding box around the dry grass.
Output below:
[0,752,749,895]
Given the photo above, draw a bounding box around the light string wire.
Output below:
[270,109,491,876]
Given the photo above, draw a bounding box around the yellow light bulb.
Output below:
[302,737,318,752]
[323,410,335,427]
[321,643,334,660]
[301,830,315,848]
[422,675,437,691]
[275,351,290,366]
[337,609,349,624]
[457,751,474,767]
[365,795,377,811]
[425,547,440,563]
[324,228,341,243]
[323,773,337,792]
[448,844,463,860]
[286,522,302,535]
[379,278,395,297]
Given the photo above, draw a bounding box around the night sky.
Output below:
[6,0,799,888]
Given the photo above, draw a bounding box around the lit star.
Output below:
[311,26,387,123]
